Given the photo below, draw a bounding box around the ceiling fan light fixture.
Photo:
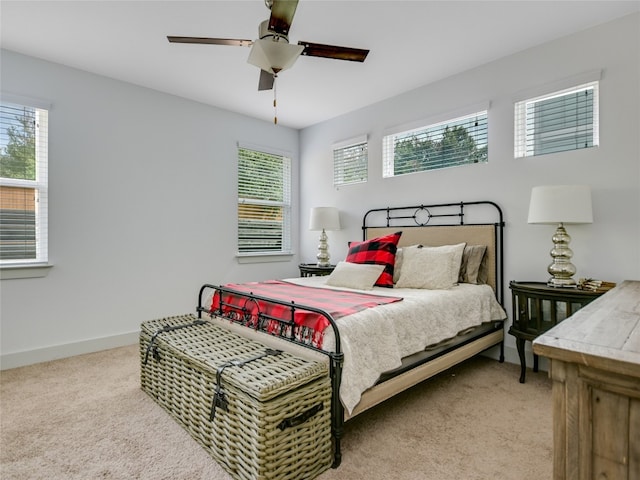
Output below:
[247,38,304,74]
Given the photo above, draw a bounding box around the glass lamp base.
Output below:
[547,223,578,288]
[316,229,331,267]
[547,277,577,288]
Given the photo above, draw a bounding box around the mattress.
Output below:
[281,276,507,414]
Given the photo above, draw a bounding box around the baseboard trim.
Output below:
[482,343,519,364]
[1,331,140,370]
[1,333,542,375]
[482,344,549,374]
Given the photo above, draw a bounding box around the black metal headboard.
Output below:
[362,201,505,304]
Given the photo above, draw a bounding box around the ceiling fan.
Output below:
[167,0,370,91]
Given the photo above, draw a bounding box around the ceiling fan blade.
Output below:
[258,70,275,91]
[167,36,252,47]
[298,41,369,62]
[268,0,299,36]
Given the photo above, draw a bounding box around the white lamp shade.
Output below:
[247,38,304,74]
[528,185,593,224]
[309,207,341,231]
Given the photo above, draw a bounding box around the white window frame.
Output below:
[382,105,489,178]
[236,142,292,258]
[514,82,599,158]
[0,94,49,273]
[513,70,601,158]
[333,134,368,187]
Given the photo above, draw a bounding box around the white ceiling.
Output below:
[2,1,638,129]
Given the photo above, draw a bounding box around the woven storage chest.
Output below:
[140,314,333,480]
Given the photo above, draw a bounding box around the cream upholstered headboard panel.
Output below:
[366,225,497,292]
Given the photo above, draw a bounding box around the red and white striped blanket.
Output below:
[210,280,403,348]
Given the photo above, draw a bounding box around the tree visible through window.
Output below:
[383,111,488,177]
[237,146,291,255]
[0,99,48,264]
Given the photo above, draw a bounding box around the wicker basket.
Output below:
[140,315,332,480]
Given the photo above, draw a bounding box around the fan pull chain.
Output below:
[273,75,278,125]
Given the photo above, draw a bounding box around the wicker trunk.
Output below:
[140,315,333,480]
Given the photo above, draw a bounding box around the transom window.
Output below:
[237,145,291,255]
[0,97,49,265]
[514,81,599,158]
[382,110,488,177]
[333,135,368,186]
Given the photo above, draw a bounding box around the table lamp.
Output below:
[527,185,593,287]
[309,207,341,267]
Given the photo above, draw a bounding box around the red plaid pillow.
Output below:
[346,232,402,287]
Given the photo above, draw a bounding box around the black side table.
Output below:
[508,281,604,383]
[298,263,335,277]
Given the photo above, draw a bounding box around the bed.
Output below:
[197,200,506,467]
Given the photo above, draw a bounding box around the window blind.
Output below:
[237,146,291,254]
[0,100,48,264]
[333,135,368,186]
[382,111,488,178]
[514,81,599,157]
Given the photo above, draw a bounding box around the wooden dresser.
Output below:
[533,280,640,480]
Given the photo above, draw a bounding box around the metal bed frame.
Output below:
[197,200,505,468]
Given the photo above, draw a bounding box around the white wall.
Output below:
[0,50,301,368]
[299,14,640,365]
[2,13,638,370]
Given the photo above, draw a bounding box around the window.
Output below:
[515,81,599,157]
[383,110,488,177]
[0,97,48,265]
[237,145,291,255]
[333,135,368,186]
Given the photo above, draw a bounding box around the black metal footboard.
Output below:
[197,283,346,468]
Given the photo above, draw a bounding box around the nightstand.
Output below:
[508,281,604,383]
[298,263,335,277]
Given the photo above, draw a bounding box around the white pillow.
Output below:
[395,243,466,289]
[393,247,404,284]
[325,261,386,290]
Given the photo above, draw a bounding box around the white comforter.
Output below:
[284,276,507,414]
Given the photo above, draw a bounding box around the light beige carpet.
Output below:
[1,344,552,479]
